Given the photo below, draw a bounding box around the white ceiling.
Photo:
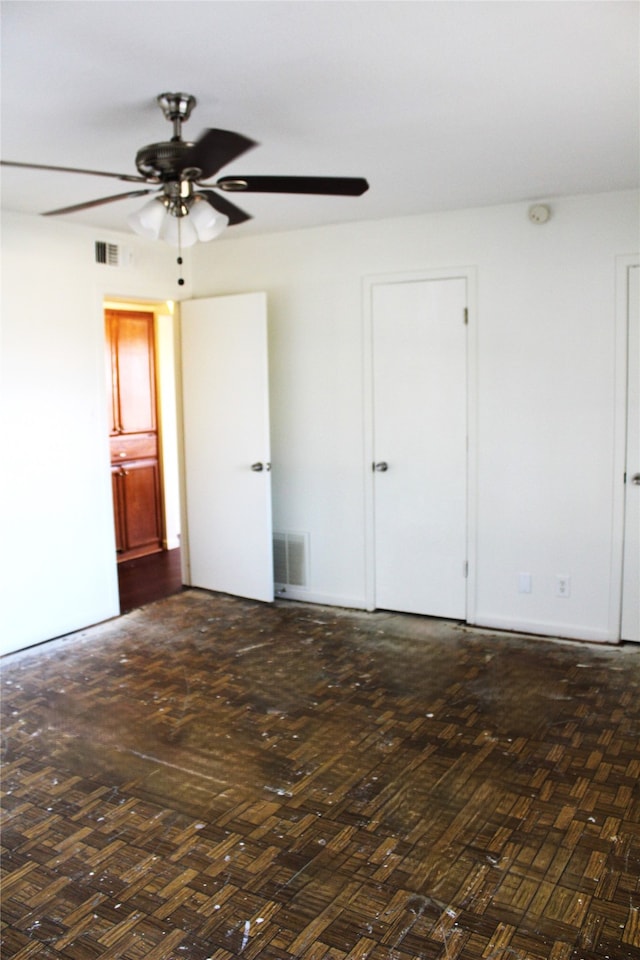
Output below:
[1,0,638,239]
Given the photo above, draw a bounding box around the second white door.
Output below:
[371,277,468,618]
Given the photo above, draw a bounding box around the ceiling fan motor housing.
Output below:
[135,141,199,180]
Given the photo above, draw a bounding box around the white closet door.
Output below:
[181,293,273,603]
[372,277,468,618]
[622,265,639,641]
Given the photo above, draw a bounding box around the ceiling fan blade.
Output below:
[216,175,369,196]
[183,129,257,181]
[1,159,151,183]
[197,190,252,226]
[43,188,156,217]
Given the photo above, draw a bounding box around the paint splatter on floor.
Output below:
[2,590,640,958]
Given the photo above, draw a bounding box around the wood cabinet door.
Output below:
[112,460,163,559]
[106,310,157,436]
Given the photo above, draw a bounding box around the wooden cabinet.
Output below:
[111,460,163,559]
[106,309,163,561]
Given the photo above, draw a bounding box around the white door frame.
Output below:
[610,255,640,640]
[362,267,478,620]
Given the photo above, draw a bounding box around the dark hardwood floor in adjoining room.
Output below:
[1,592,639,960]
[117,547,183,613]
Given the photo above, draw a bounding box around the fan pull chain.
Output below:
[176,217,185,286]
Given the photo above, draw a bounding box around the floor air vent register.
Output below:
[273,531,309,591]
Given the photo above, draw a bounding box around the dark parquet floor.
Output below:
[1,591,640,959]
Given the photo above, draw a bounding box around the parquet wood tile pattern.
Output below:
[2,591,640,959]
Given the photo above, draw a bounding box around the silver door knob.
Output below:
[251,462,264,472]
[632,473,640,485]
[373,461,389,472]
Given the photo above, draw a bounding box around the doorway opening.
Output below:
[104,297,183,613]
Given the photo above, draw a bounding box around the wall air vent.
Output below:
[273,531,309,588]
[95,241,119,266]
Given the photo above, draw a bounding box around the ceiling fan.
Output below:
[1,92,369,247]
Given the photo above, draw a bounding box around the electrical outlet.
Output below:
[556,576,571,598]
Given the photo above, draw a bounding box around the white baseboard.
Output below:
[274,585,367,611]
[469,612,617,644]
[272,593,618,645]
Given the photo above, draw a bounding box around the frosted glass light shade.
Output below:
[160,212,198,247]
[127,197,166,239]
[189,198,229,241]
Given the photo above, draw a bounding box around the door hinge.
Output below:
[463,560,469,578]
[464,308,469,325]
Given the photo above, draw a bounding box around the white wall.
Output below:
[1,192,636,653]
[191,190,638,641]
[0,212,186,654]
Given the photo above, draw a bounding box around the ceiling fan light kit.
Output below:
[127,192,229,247]
[1,92,369,267]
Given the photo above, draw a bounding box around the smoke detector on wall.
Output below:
[528,203,551,224]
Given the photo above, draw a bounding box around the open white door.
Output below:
[621,265,639,641]
[181,293,273,603]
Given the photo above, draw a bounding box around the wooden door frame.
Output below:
[362,266,478,620]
